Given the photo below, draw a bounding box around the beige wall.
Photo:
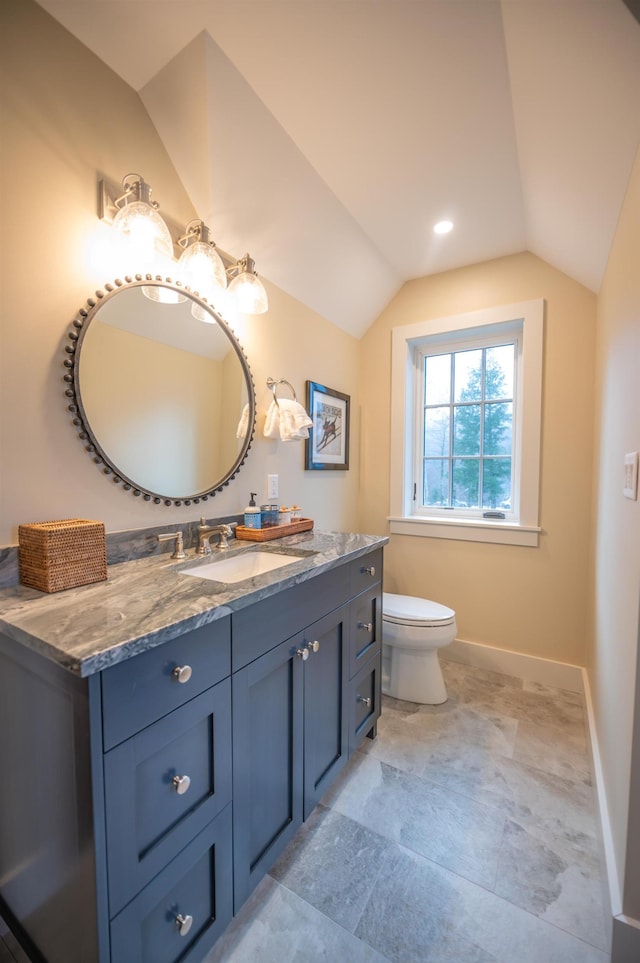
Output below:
[0,0,360,546]
[358,252,596,666]
[588,142,640,909]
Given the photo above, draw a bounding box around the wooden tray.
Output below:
[235,518,314,542]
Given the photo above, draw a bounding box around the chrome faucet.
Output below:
[197,519,233,555]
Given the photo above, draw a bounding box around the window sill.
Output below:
[388,515,541,547]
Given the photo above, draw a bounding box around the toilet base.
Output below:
[382,644,448,705]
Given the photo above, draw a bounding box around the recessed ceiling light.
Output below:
[433,219,454,235]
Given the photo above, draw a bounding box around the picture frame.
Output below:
[305,381,350,471]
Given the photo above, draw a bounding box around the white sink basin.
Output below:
[180,550,301,584]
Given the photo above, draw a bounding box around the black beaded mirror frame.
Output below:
[63,274,256,506]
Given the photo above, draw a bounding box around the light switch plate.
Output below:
[623,452,638,500]
[267,473,279,499]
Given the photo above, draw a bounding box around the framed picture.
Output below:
[305,381,350,470]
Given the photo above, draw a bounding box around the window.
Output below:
[389,300,543,546]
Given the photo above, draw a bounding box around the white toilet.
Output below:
[382,593,457,704]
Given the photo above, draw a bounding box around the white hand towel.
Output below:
[263,400,281,439]
[262,399,313,441]
[278,399,313,441]
[236,403,249,439]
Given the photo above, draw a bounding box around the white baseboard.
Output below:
[583,666,620,928]
[444,637,584,692]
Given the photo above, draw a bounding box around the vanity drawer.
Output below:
[104,678,232,916]
[350,586,382,678]
[109,804,233,963]
[349,652,382,754]
[101,616,231,749]
[349,549,382,598]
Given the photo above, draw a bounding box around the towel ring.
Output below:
[266,377,297,407]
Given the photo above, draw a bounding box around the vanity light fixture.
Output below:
[178,219,227,295]
[226,253,269,315]
[108,173,173,264]
[177,219,227,322]
[100,173,269,314]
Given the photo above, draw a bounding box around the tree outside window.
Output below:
[422,344,514,511]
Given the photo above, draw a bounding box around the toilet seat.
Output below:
[383,592,456,627]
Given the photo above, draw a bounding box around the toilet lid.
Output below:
[383,592,456,627]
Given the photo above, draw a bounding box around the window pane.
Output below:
[424,353,451,406]
[483,402,512,455]
[453,404,480,456]
[485,344,514,400]
[424,459,449,506]
[424,407,450,457]
[454,349,482,402]
[453,458,479,508]
[482,458,512,510]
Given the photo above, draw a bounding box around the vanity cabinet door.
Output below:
[232,638,304,910]
[350,585,382,678]
[104,679,232,916]
[109,804,232,963]
[349,652,382,754]
[302,604,349,818]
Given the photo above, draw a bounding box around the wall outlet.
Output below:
[267,474,279,499]
[624,452,638,501]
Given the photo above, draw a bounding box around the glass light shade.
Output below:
[141,252,186,305]
[228,270,269,315]
[179,240,227,296]
[191,301,218,324]
[113,200,174,269]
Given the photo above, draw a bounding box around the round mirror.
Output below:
[63,277,255,505]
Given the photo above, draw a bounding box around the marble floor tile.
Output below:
[202,874,390,963]
[513,718,591,784]
[494,819,607,950]
[323,751,507,888]
[269,803,392,931]
[355,843,609,963]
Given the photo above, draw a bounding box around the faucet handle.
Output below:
[158,531,186,559]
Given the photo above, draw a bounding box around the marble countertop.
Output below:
[0,530,387,677]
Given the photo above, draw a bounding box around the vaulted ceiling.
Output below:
[36,1,640,337]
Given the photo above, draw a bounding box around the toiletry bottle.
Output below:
[244,493,262,529]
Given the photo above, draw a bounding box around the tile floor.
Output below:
[207,659,611,963]
[0,659,611,963]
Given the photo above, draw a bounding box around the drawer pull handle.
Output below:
[172,774,191,795]
[172,664,193,684]
[363,566,376,577]
[175,913,193,937]
[296,647,310,661]
[358,621,373,632]
[309,640,320,653]
[357,695,372,708]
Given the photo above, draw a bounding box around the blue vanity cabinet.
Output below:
[0,616,233,963]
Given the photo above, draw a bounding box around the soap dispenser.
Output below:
[244,493,262,529]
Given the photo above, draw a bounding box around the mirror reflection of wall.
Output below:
[76,285,252,499]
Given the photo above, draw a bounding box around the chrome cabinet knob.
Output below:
[172,774,191,795]
[363,566,376,577]
[357,695,372,708]
[175,913,193,937]
[296,647,310,661]
[358,621,373,632]
[308,640,320,653]
[172,664,192,684]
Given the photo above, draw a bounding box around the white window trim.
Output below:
[389,299,544,547]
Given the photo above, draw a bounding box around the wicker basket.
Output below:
[18,518,107,593]
[235,518,314,542]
